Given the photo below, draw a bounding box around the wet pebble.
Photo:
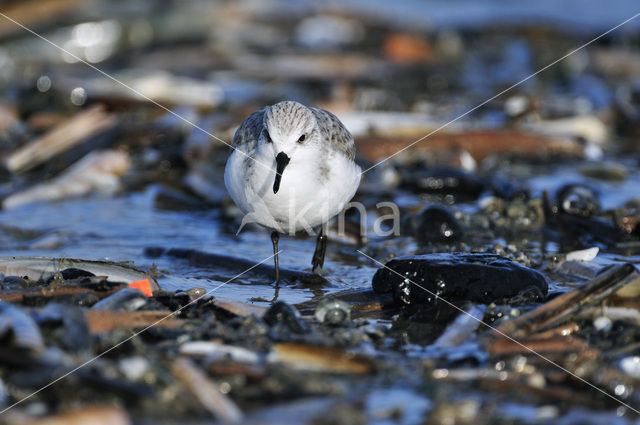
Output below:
[372,253,548,308]
[314,298,351,325]
[406,204,464,244]
[263,301,309,334]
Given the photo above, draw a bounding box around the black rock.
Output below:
[372,253,547,307]
[263,301,309,334]
[410,204,464,243]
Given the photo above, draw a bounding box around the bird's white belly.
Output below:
[224,150,360,235]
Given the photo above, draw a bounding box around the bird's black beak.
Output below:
[273,151,290,194]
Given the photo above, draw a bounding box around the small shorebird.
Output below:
[224,101,361,282]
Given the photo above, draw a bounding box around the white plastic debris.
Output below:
[593,316,612,332]
[620,356,640,378]
[566,246,599,262]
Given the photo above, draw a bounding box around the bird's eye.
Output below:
[298,134,306,143]
[264,130,272,143]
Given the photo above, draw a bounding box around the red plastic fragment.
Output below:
[129,279,153,297]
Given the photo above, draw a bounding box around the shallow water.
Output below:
[0,188,376,306]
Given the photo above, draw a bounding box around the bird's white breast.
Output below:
[224,146,360,235]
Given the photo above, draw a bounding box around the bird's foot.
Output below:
[311,258,324,273]
[311,233,327,273]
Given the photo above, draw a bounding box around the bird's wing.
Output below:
[231,107,267,154]
[309,107,356,161]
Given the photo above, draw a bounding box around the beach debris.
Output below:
[128,279,153,297]
[565,247,599,262]
[212,299,268,318]
[180,341,261,364]
[430,305,486,351]
[498,263,639,337]
[84,310,182,334]
[268,343,374,374]
[91,287,147,311]
[296,288,395,318]
[230,53,381,79]
[355,129,587,163]
[171,357,243,423]
[3,105,116,174]
[525,114,608,145]
[22,404,131,425]
[2,150,130,209]
[0,257,160,292]
[65,71,224,109]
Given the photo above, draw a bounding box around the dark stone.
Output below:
[372,253,547,307]
[410,204,464,243]
[263,301,309,334]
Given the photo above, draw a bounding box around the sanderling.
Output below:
[224,100,361,282]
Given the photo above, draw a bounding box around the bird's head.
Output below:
[262,101,318,194]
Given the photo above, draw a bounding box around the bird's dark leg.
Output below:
[271,231,280,283]
[311,227,327,272]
